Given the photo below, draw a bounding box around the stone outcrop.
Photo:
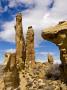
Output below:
[15,13,26,70]
[26,26,35,69]
[47,54,54,64]
[42,21,67,82]
[1,13,67,89]
[3,53,19,90]
[3,14,35,90]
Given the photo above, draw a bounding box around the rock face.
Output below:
[42,21,67,82]
[15,13,26,70]
[47,54,54,64]
[3,53,19,90]
[26,26,35,69]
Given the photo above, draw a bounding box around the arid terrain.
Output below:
[0,13,67,90]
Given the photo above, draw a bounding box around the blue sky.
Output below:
[0,0,67,64]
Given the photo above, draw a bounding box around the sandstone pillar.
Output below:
[47,54,54,64]
[26,26,35,69]
[15,13,26,70]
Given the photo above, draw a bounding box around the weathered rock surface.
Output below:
[3,53,19,90]
[42,21,67,82]
[0,14,67,90]
[15,13,26,70]
[0,65,5,90]
[47,54,54,64]
[1,62,67,90]
[24,63,67,90]
[26,26,35,69]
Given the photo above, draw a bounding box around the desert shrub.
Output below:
[46,64,60,80]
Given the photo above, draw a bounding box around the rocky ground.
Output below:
[20,62,67,90]
[0,63,67,90]
[0,65,5,90]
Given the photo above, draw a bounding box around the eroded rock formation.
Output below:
[42,21,67,82]
[3,14,35,90]
[47,54,54,64]
[26,26,35,69]
[15,13,26,70]
[2,13,67,90]
[3,53,19,90]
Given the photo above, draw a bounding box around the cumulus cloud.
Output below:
[0,0,34,13]
[0,20,16,42]
[1,0,67,45]
[0,0,67,63]
[0,0,67,46]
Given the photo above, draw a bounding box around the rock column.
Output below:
[26,26,35,69]
[48,54,54,64]
[15,13,26,70]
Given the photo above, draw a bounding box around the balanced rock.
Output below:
[26,26,35,69]
[42,21,67,82]
[15,13,26,70]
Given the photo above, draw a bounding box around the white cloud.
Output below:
[8,0,34,8]
[0,0,67,64]
[8,0,17,8]
[1,0,67,43]
[1,0,67,47]
[0,48,16,53]
[0,20,16,42]
[5,48,16,53]
[36,51,54,56]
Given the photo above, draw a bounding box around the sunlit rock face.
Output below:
[42,21,67,82]
[3,53,19,90]
[42,21,67,47]
[26,26,35,69]
[15,13,26,70]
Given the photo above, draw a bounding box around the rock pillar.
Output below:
[26,26,35,68]
[15,13,26,70]
[48,54,54,64]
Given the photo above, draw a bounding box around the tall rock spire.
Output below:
[15,13,26,70]
[26,26,35,68]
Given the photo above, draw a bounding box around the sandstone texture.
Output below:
[26,26,35,69]
[3,53,19,90]
[42,21,67,82]
[0,14,67,90]
[15,13,26,70]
